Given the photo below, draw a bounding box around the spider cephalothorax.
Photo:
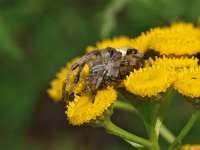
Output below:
[62,47,145,102]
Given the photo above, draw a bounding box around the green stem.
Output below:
[100,0,130,38]
[149,118,160,150]
[102,119,152,149]
[168,109,200,150]
[156,88,175,136]
[160,125,175,144]
[124,139,146,150]
[140,102,161,150]
[114,100,139,114]
[114,100,175,144]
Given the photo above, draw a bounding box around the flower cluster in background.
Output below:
[179,144,200,150]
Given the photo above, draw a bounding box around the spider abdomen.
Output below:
[86,47,145,94]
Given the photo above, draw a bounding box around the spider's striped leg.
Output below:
[62,49,102,103]
[70,50,103,94]
[67,64,85,101]
[62,63,79,102]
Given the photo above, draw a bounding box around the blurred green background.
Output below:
[0,0,200,149]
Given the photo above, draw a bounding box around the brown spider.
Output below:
[62,47,145,102]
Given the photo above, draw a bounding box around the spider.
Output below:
[62,47,145,103]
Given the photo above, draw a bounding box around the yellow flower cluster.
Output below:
[48,22,200,125]
[125,57,199,98]
[124,67,175,97]
[87,22,200,55]
[132,22,200,55]
[179,144,200,150]
[66,86,117,125]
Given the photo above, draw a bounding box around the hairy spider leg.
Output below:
[62,63,79,102]
[67,50,103,99]
[62,49,102,103]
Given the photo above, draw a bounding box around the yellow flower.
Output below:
[171,22,200,37]
[86,36,134,52]
[131,32,151,53]
[174,67,200,98]
[149,23,200,55]
[66,86,117,125]
[124,67,175,98]
[179,144,200,150]
[47,58,89,102]
[131,22,200,55]
[148,56,199,70]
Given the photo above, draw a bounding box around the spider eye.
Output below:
[126,48,137,55]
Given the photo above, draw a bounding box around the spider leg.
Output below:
[68,64,85,99]
[62,63,79,102]
[147,58,152,67]
[62,49,102,103]
[95,76,104,91]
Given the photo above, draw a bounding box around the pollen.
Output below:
[148,56,199,70]
[124,67,175,98]
[174,67,200,98]
[66,86,117,125]
[86,36,133,52]
[47,58,89,102]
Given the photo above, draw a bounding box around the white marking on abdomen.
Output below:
[115,47,129,56]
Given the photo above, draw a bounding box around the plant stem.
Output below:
[124,139,146,150]
[139,102,161,150]
[114,100,139,114]
[168,109,200,150]
[102,119,152,149]
[114,100,175,144]
[149,119,160,150]
[160,125,175,144]
[100,0,130,38]
[156,88,175,136]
